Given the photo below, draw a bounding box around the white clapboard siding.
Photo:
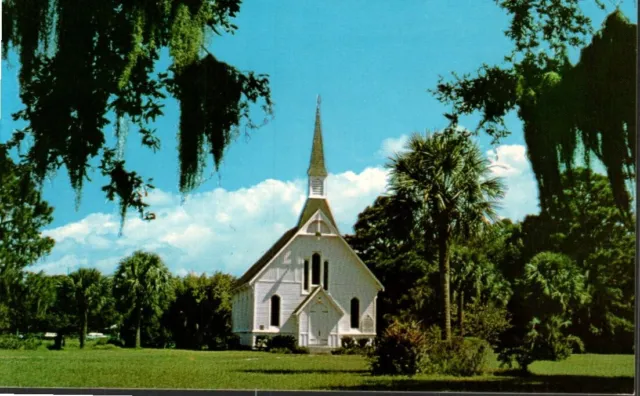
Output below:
[250,227,380,339]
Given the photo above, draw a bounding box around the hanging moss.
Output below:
[3,0,272,231]
[434,8,636,218]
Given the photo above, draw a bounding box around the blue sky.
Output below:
[1,1,636,276]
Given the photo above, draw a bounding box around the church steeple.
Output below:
[307,96,327,197]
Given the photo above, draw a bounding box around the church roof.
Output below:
[234,227,298,288]
[233,198,337,290]
[297,198,338,229]
[307,96,328,177]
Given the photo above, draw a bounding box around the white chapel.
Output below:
[231,97,384,349]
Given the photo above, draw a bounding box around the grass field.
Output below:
[0,342,634,393]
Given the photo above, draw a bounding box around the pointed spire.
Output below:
[308,95,328,177]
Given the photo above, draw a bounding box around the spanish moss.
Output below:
[2,0,272,232]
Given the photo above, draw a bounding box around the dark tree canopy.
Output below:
[0,148,55,293]
[432,2,636,216]
[2,0,273,231]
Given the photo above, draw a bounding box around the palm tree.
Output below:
[388,128,505,340]
[64,268,109,348]
[112,251,172,348]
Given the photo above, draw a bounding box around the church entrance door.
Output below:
[309,301,330,346]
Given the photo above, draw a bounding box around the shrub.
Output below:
[332,347,359,355]
[225,334,241,350]
[95,337,108,346]
[255,335,271,351]
[369,320,428,376]
[444,337,491,376]
[270,335,297,351]
[270,347,292,354]
[463,301,512,347]
[293,346,310,354]
[0,335,42,350]
[358,338,369,348]
[107,338,125,347]
[341,336,356,349]
[21,336,43,350]
[414,326,490,376]
[92,344,120,350]
[0,335,22,350]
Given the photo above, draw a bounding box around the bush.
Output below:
[332,347,360,355]
[0,335,42,350]
[270,347,292,354]
[442,337,490,376]
[463,301,512,347]
[0,335,22,350]
[95,337,108,346]
[293,346,310,354]
[270,335,297,351]
[255,335,271,351]
[358,338,369,348]
[21,336,43,350]
[92,344,120,350]
[341,336,356,349]
[225,334,241,350]
[107,338,125,347]
[369,320,428,376]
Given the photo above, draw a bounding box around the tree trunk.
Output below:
[79,310,88,349]
[458,290,464,337]
[438,227,452,341]
[135,307,142,349]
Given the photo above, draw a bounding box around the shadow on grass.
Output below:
[328,374,634,394]
[240,369,369,375]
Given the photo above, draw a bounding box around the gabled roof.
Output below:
[234,227,298,288]
[297,198,338,230]
[292,286,346,316]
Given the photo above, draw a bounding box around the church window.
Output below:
[312,253,321,285]
[350,298,360,329]
[304,260,309,291]
[270,295,281,327]
[323,261,329,290]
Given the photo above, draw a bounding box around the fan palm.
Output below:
[388,128,505,340]
[64,268,109,348]
[113,251,172,348]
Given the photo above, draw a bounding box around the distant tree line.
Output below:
[0,248,237,351]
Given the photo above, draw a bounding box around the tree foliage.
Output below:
[499,252,590,371]
[165,271,235,350]
[62,269,110,348]
[388,129,505,340]
[2,0,273,231]
[0,150,55,296]
[432,3,636,215]
[112,251,173,348]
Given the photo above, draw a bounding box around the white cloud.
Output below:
[378,135,409,158]
[487,144,539,221]
[35,141,539,279]
[36,168,388,277]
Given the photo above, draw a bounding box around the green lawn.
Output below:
[0,343,634,393]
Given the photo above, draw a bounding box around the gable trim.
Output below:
[297,208,341,237]
[292,286,346,316]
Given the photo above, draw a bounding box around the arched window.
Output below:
[350,298,360,329]
[323,261,329,290]
[312,253,321,285]
[270,295,281,327]
[303,260,309,291]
